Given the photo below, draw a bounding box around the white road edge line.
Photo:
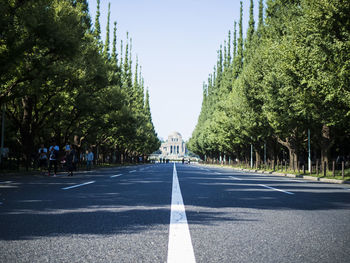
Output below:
[259,184,294,195]
[110,174,122,178]
[167,163,196,263]
[129,170,137,173]
[62,181,95,190]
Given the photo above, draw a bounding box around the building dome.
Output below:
[169,131,182,137]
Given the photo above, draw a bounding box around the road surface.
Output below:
[1,163,350,262]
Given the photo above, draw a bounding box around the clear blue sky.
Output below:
[88,0,260,141]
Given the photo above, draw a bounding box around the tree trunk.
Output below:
[255,150,261,168]
[288,148,298,171]
[20,96,34,171]
[276,135,299,171]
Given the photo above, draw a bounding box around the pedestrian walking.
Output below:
[64,142,71,153]
[86,149,94,170]
[38,144,48,172]
[48,142,59,177]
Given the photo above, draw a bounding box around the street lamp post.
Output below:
[0,104,5,165]
[250,144,253,168]
[308,129,311,173]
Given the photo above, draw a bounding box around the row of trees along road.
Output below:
[188,0,350,171]
[0,0,160,169]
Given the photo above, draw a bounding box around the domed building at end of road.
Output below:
[160,131,187,159]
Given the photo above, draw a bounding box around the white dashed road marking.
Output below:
[110,174,122,178]
[62,181,95,190]
[259,184,294,195]
[229,176,242,181]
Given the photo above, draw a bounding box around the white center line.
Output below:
[167,163,196,263]
[110,174,122,178]
[259,184,294,195]
[62,181,95,190]
[129,170,136,173]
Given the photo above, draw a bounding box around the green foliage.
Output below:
[0,0,160,166]
[189,0,350,167]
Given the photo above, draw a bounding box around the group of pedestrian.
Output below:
[38,142,80,177]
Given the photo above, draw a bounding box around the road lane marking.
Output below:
[0,181,13,184]
[229,176,242,181]
[62,181,95,190]
[129,170,136,173]
[167,163,196,263]
[110,174,122,178]
[259,184,294,195]
[285,179,307,183]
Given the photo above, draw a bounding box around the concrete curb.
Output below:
[198,164,349,184]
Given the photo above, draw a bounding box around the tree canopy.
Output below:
[0,0,160,167]
[188,0,350,169]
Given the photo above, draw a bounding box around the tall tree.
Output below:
[103,2,111,59]
[111,21,117,66]
[93,0,101,41]
[233,2,243,78]
[245,0,255,51]
[257,0,264,36]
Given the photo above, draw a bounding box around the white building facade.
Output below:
[160,132,187,158]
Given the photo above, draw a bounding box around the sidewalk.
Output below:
[199,163,350,184]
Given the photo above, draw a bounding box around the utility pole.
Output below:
[264,142,267,164]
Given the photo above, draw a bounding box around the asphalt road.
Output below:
[1,163,350,262]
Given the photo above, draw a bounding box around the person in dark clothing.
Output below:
[48,142,59,177]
